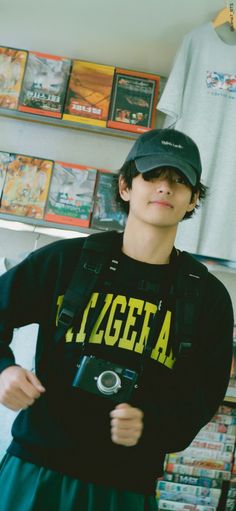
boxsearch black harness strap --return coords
[173,251,208,358]
[55,231,121,344]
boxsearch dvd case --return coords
[44,161,97,227]
[0,152,13,199]
[19,51,71,118]
[157,480,221,504]
[90,170,126,231]
[158,499,216,511]
[0,46,28,110]
[107,67,160,133]
[63,60,115,126]
[0,154,53,218]
[163,472,224,489]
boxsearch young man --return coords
[0,129,233,511]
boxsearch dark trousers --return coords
[0,454,157,511]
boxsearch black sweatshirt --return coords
[0,235,233,495]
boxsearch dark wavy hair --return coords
[113,161,208,220]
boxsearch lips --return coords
[149,200,173,208]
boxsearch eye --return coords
[173,175,187,185]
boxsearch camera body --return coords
[73,355,139,403]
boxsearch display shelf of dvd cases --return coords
[0,70,167,140]
[0,46,167,139]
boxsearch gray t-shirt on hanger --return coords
[158,22,236,261]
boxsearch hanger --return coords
[213,4,236,31]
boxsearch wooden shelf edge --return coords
[0,215,96,238]
[0,108,142,141]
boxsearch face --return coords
[119,167,199,229]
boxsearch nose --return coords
[155,177,173,194]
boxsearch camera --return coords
[72,355,139,403]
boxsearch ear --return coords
[186,190,199,213]
[119,176,130,202]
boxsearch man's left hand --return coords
[110,403,143,447]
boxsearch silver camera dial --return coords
[95,370,121,395]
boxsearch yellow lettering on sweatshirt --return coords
[104,295,127,345]
[75,292,99,343]
[56,294,74,343]
[56,295,64,326]
[164,348,176,369]
[65,327,74,343]
[151,311,171,362]
[89,293,114,344]
[118,298,144,351]
[134,302,157,354]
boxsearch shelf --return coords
[0,75,167,140]
[0,108,141,140]
[0,215,95,239]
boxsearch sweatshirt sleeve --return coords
[141,274,234,454]
[0,253,42,373]
[0,241,62,373]
[0,237,85,375]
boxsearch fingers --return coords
[22,370,46,397]
[110,403,144,447]
[0,390,35,411]
[0,366,46,411]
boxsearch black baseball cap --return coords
[123,129,202,187]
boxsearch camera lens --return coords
[96,370,121,395]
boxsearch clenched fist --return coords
[0,366,46,411]
[110,403,144,447]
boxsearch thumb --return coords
[114,402,131,410]
[25,370,46,393]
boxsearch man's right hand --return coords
[0,366,46,411]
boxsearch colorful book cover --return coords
[167,454,231,471]
[164,462,231,481]
[0,46,28,110]
[0,152,13,200]
[90,170,126,231]
[0,154,53,218]
[44,161,97,227]
[163,472,224,489]
[18,51,71,118]
[201,421,236,435]
[157,481,221,503]
[63,60,115,126]
[158,499,216,511]
[107,67,160,133]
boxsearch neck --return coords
[122,220,177,264]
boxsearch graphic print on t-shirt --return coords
[206,70,236,97]
[56,291,176,370]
